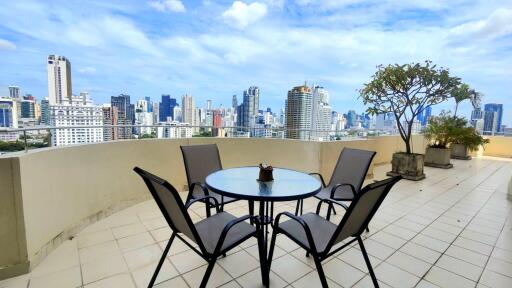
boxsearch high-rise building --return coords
[311,86,332,141]
[40,99,50,125]
[50,94,103,146]
[483,103,503,134]
[152,102,159,123]
[47,55,72,105]
[173,105,182,122]
[182,94,196,126]
[8,86,20,100]
[102,104,119,141]
[111,94,133,139]
[232,95,237,109]
[20,99,35,119]
[346,110,357,128]
[159,95,177,122]
[0,98,18,128]
[422,106,432,126]
[286,84,313,140]
[237,86,259,129]
[136,99,149,113]
[145,97,152,112]
[206,100,212,111]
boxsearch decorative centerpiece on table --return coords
[258,163,274,182]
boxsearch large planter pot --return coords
[387,152,426,181]
[451,143,471,160]
[424,147,453,169]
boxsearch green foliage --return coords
[451,126,489,152]
[424,112,467,148]
[359,60,463,154]
[451,84,482,116]
[193,131,213,137]
[140,133,156,139]
[0,140,49,152]
[424,112,489,152]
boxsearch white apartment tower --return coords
[47,55,72,105]
[311,86,332,141]
[182,94,196,126]
[286,84,313,140]
[50,93,103,146]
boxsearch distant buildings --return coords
[237,86,260,129]
[311,86,331,141]
[483,103,503,135]
[160,95,177,122]
[102,104,118,141]
[8,86,20,100]
[47,55,72,105]
[111,94,134,139]
[417,106,432,127]
[286,84,312,140]
[182,94,196,127]
[0,98,18,128]
[50,94,103,146]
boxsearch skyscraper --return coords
[232,95,238,109]
[145,96,152,112]
[483,103,503,135]
[0,98,18,128]
[346,110,357,128]
[8,86,20,100]
[102,104,119,141]
[206,100,212,111]
[311,86,332,141]
[423,106,432,126]
[47,55,72,104]
[20,99,35,118]
[40,99,50,125]
[182,94,196,126]
[160,95,177,122]
[237,86,259,128]
[111,94,133,139]
[286,84,313,140]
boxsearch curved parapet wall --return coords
[0,135,427,279]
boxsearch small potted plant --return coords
[450,124,489,160]
[360,61,463,180]
[423,113,457,169]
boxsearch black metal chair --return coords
[133,167,258,288]
[296,148,376,219]
[270,176,401,288]
[181,144,254,218]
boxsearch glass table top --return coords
[205,166,322,201]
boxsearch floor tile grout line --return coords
[411,161,508,287]
[348,161,501,288]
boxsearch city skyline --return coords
[0,0,511,126]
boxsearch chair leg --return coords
[199,259,217,288]
[268,230,278,271]
[300,199,304,215]
[205,202,211,217]
[295,200,301,215]
[358,237,379,288]
[148,232,175,287]
[249,200,255,225]
[326,203,333,221]
[313,256,329,288]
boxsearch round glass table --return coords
[206,166,321,287]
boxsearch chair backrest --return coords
[328,148,376,193]
[181,144,222,190]
[133,167,200,245]
[328,176,401,249]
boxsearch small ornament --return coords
[258,163,274,182]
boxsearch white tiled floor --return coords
[1,157,511,288]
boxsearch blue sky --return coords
[0,0,511,125]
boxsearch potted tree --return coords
[451,123,489,159]
[423,113,465,168]
[360,61,462,180]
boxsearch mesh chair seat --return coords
[195,212,256,254]
[314,185,355,201]
[279,213,338,254]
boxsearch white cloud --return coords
[222,1,268,30]
[451,8,512,40]
[0,38,16,50]
[149,0,186,13]
[78,67,96,74]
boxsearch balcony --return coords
[1,136,511,288]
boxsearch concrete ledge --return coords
[0,262,29,281]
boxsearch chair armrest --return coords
[330,183,356,200]
[308,173,326,187]
[316,199,348,215]
[186,196,220,213]
[190,182,209,196]
[213,215,254,254]
[273,211,319,253]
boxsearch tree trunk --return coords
[454,103,459,117]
